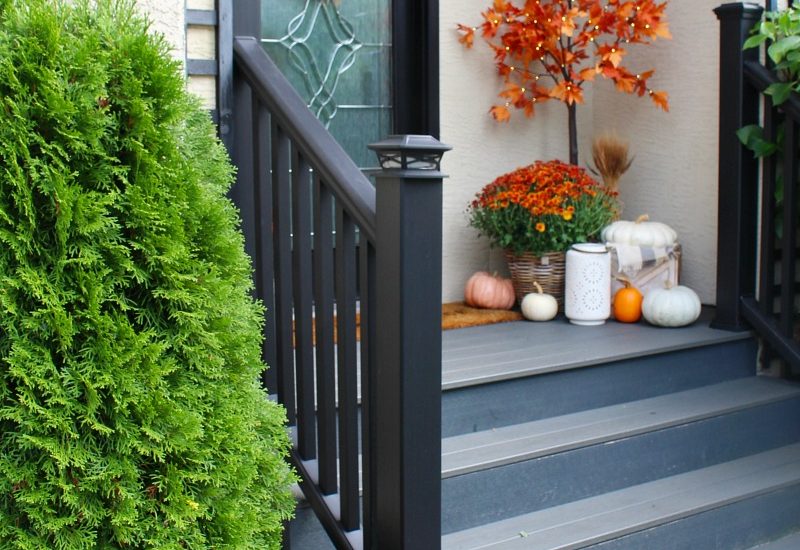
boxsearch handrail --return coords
[230,34,448,549]
[233,36,377,242]
[743,60,800,121]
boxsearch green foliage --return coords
[736,124,787,239]
[0,1,295,548]
[740,5,800,242]
[744,5,800,105]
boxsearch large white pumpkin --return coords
[601,214,678,247]
[642,283,701,327]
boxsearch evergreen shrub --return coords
[0,1,295,547]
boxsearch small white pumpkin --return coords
[601,214,678,247]
[520,281,559,322]
[642,282,701,327]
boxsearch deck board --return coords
[441,308,752,389]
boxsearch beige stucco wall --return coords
[590,1,720,304]
[136,0,218,110]
[440,1,728,304]
[135,0,185,61]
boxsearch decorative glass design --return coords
[262,0,392,169]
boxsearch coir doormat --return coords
[441,302,523,330]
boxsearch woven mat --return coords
[441,302,523,330]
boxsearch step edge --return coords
[441,444,800,549]
[442,378,800,478]
[442,332,754,391]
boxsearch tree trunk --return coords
[568,102,578,165]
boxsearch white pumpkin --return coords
[601,214,678,247]
[642,283,701,327]
[520,281,558,321]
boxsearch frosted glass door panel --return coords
[261,0,392,169]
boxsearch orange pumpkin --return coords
[612,277,643,323]
[464,271,515,310]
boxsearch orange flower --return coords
[468,159,619,255]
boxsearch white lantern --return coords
[565,243,611,326]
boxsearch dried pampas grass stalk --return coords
[592,134,633,194]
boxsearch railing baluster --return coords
[359,239,377,544]
[759,98,778,319]
[758,98,780,370]
[292,146,316,459]
[335,205,360,532]
[781,118,798,339]
[313,177,337,495]
[250,99,277,391]
[271,122,296,425]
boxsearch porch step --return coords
[442,310,756,437]
[441,443,800,549]
[441,377,800,533]
[442,377,800,478]
[442,310,749,389]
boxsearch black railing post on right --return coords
[369,135,450,550]
[712,2,763,331]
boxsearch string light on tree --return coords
[458,0,671,165]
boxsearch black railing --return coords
[230,36,448,549]
[715,3,800,373]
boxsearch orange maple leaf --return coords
[550,81,584,105]
[635,1,672,40]
[490,105,511,122]
[561,7,582,37]
[652,21,672,39]
[614,72,637,94]
[481,9,503,38]
[578,66,598,82]
[596,43,626,67]
[499,82,526,104]
[457,24,475,48]
[650,90,669,112]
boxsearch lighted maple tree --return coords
[458,0,671,165]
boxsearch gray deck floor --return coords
[441,308,751,389]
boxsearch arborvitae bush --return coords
[0,1,295,547]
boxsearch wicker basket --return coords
[504,250,566,308]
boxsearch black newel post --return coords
[368,135,451,550]
[712,3,763,331]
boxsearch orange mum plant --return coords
[468,160,619,255]
[458,0,671,164]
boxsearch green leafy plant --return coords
[743,5,800,105]
[739,5,800,240]
[0,1,295,548]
